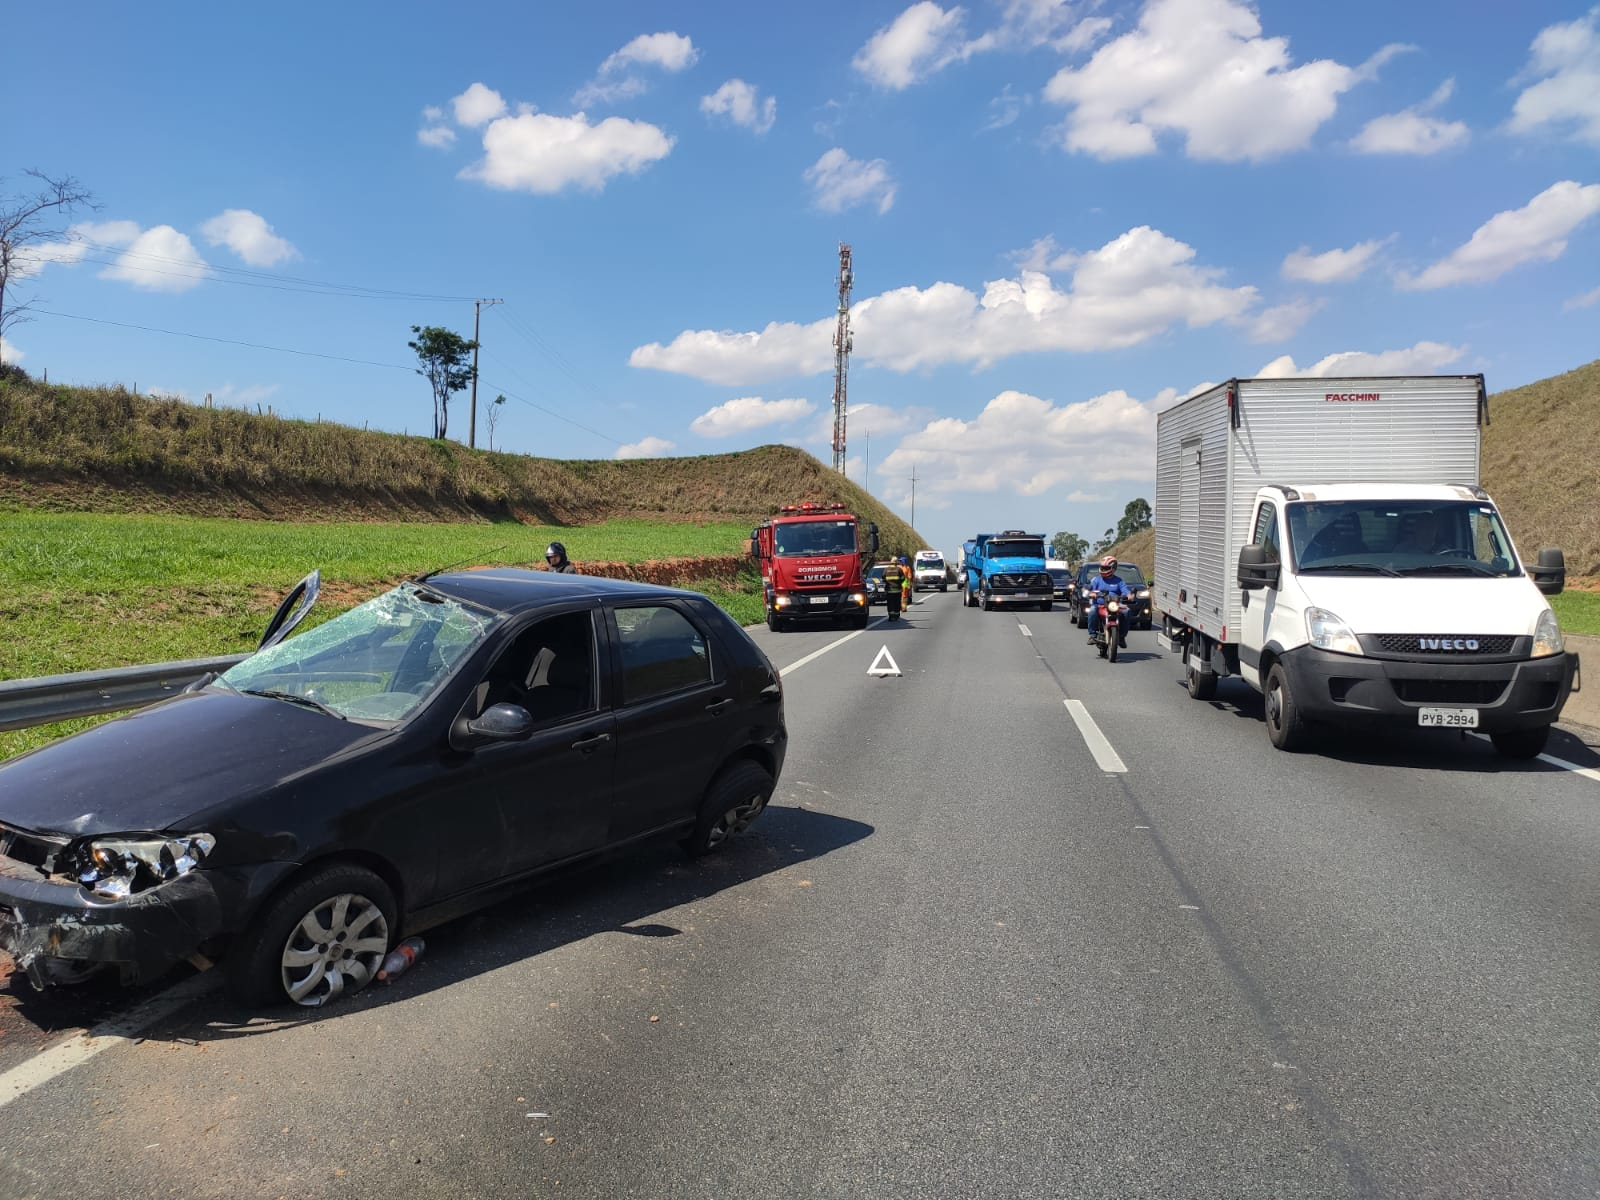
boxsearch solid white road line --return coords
[0,972,218,1110]
[1064,699,1129,773]
[1467,733,1600,783]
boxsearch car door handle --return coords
[704,698,734,715]
[571,732,612,752]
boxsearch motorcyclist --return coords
[881,559,905,619]
[544,541,577,574]
[1086,555,1133,648]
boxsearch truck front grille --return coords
[1390,679,1509,705]
[1367,634,1519,658]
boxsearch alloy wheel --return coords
[279,892,390,1007]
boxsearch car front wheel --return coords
[227,864,396,1008]
[683,761,774,857]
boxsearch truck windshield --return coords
[987,540,1043,559]
[773,520,858,557]
[1288,501,1521,577]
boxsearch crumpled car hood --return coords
[0,690,381,837]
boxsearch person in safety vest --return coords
[898,557,913,610]
[881,559,905,619]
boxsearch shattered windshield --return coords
[773,520,859,557]
[221,584,504,723]
[1288,501,1521,577]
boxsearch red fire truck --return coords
[749,502,879,631]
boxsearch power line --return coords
[31,309,415,371]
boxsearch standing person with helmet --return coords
[1086,555,1133,649]
[881,557,905,619]
[544,542,577,574]
[898,556,913,612]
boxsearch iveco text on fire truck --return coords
[750,502,879,631]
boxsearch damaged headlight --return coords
[75,834,216,900]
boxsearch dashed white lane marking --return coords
[778,628,868,676]
[1018,624,1032,638]
[0,972,217,1110]
[1468,733,1600,783]
[1063,699,1128,773]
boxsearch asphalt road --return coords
[3,591,1599,1198]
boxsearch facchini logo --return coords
[1421,637,1480,651]
[1325,392,1381,402]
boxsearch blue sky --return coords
[5,0,1598,560]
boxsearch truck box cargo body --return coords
[1155,375,1485,641]
[1154,374,1580,758]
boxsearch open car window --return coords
[221,584,503,723]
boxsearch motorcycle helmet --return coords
[546,541,567,560]
[1099,555,1117,576]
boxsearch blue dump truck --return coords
[961,529,1054,611]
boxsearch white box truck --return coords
[1154,374,1580,758]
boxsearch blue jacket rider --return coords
[1086,555,1133,645]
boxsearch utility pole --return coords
[468,298,503,449]
[830,244,853,473]
[863,430,870,484]
[910,462,918,532]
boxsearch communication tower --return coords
[830,244,853,474]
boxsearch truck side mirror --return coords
[1530,547,1565,596]
[1237,544,1280,591]
[865,523,880,557]
[748,530,763,559]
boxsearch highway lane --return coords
[1,591,1598,1197]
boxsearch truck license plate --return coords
[1418,707,1478,728]
[808,596,829,605]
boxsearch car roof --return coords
[420,567,697,615]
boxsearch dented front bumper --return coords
[0,855,238,988]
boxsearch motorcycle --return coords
[1091,596,1125,662]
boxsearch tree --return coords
[1051,531,1089,566]
[485,393,506,451]
[408,324,477,440]
[1,170,96,344]
[1115,497,1153,543]
[1092,527,1117,554]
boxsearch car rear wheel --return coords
[683,761,774,857]
[227,864,396,1008]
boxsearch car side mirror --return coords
[1237,544,1280,591]
[466,702,534,742]
[1530,547,1565,596]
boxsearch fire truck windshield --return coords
[774,520,857,557]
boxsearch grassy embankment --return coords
[0,375,927,756]
[1104,359,1600,635]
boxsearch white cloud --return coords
[881,387,1163,505]
[1254,340,1467,378]
[1281,237,1392,283]
[422,106,444,122]
[211,383,280,408]
[1563,286,1600,310]
[807,400,934,448]
[1044,0,1401,161]
[631,225,1258,385]
[0,336,22,364]
[100,226,209,292]
[577,32,698,106]
[1239,297,1324,343]
[804,148,897,214]
[700,79,776,134]
[453,83,509,127]
[983,85,1029,131]
[853,2,974,90]
[461,111,675,193]
[418,125,457,149]
[601,32,698,74]
[199,209,298,267]
[1058,15,1113,53]
[1509,9,1600,146]
[615,435,677,459]
[1398,180,1600,290]
[11,219,140,280]
[690,396,816,438]
[1350,79,1469,155]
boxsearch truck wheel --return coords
[1490,727,1549,759]
[1038,601,1052,613]
[1264,664,1309,751]
[981,591,992,612]
[1185,665,1218,701]
[765,604,786,632]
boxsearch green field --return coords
[1550,589,1600,638]
[0,512,764,758]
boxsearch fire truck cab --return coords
[750,502,878,631]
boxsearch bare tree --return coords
[0,171,97,344]
[485,393,506,451]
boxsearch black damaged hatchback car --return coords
[0,569,786,1007]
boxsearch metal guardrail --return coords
[0,655,250,733]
